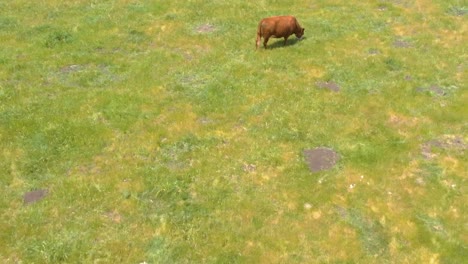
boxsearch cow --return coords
[256,16,305,49]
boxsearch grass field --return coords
[1,0,466,263]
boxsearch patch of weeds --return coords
[416,84,459,97]
[376,3,391,11]
[418,162,443,185]
[0,85,10,102]
[368,20,388,33]
[156,135,218,171]
[99,93,144,131]
[414,214,466,262]
[268,125,306,142]
[447,6,467,16]
[160,136,201,158]
[339,208,389,257]
[214,251,245,263]
[368,48,381,55]
[127,2,148,13]
[346,141,383,168]
[20,121,107,179]
[24,231,87,263]
[0,54,8,65]
[174,72,210,91]
[0,17,17,31]
[384,57,403,71]
[165,13,177,20]
[45,30,73,48]
[416,85,446,97]
[51,64,124,89]
[145,236,175,263]
[246,99,273,116]
[127,1,169,17]
[416,214,448,238]
[128,29,149,44]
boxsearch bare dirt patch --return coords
[304,147,340,172]
[316,81,340,92]
[104,210,122,223]
[53,64,122,88]
[242,163,257,173]
[60,64,84,73]
[416,85,446,96]
[195,24,217,34]
[421,135,466,159]
[24,189,48,205]
[393,39,412,48]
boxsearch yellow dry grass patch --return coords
[414,0,440,15]
[440,156,462,174]
[308,67,325,78]
[387,111,428,138]
[153,103,201,139]
[398,160,420,180]
[322,225,362,261]
[434,28,467,48]
[392,24,417,37]
[3,148,24,187]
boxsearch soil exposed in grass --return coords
[393,39,412,48]
[315,81,340,92]
[195,24,217,34]
[23,189,48,205]
[304,147,340,172]
[416,85,447,96]
[421,135,466,159]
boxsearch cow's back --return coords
[260,16,297,37]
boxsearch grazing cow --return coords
[256,16,305,49]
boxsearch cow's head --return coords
[295,27,305,39]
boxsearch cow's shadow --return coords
[267,37,305,49]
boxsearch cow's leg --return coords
[283,36,289,46]
[263,36,270,49]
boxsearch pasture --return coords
[1,0,466,263]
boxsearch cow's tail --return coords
[256,21,263,49]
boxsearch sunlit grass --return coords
[1,0,466,263]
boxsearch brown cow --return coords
[256,16,305,49]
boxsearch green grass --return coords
[1,0,466,263]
